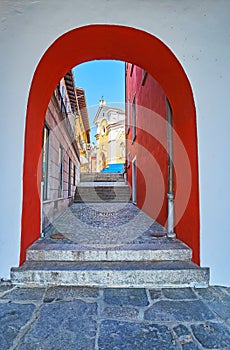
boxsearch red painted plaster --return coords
[21,24,200,264]
[126,65,168,225]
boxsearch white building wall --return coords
[0,0,230,285]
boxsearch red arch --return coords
[20,25,200,264]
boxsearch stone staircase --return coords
[80,172,124,182]
[11,240,209,288]
[74,172,131,203]
[11,173,209,288]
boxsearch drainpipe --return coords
[40,181,44,237]
[166,99,176,238]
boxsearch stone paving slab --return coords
[104,288,149,307]
[1,283,230,349]
[0,283,14,296]
[1,287,46,302]
[195,286,230,320]
[17,301,97,350]
[44,286,99,302]
[145,299,216,322]
[172,324,201,350]
[98,321,177,350]
[191,321,230,349]
[0,301,36,350]
[162,288,198,300]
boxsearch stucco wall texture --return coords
[0,1,229,285]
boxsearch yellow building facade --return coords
[94,101,126,172]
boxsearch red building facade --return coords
[126,64,168,226]
[126,63,200,263]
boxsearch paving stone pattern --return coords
[1,283,230,349]
[43,203,167,245]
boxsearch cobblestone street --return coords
[44,202,167,245]
[1,283,230,349]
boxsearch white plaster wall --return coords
[0,0,229,284]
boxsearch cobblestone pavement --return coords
[44,203,167,245]
[1,283,230,349]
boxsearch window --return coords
[42,125,49,200]
[132,157,137,204]
[132,95,136,143]
[65,97,68,111]
[68,158,72,197]
[58,146,64,198]
[66,100,70,113]
[61,85,65,98]
[141,70,148,86]
[126,98,130,134]
[73,165,76,186]
[130,64,134,77]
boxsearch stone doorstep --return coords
[74,199,132,203]
[26,242,192,262]
[75,193,131,197]
[80,173,124,182]
[76,190,130,195]
[77,192,130,197]
[11,261,209,288]
[77,182,128,187]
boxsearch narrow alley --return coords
[11,173,208,289]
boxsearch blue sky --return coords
[73,60,125,143]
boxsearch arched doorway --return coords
[101,152,107,170]
[21,24,200,264]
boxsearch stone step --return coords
[26,240,192,262]
[74,196,131,203]
[78,182,128,187]
[80,172,124,182]
[11,261,209,288]
[74,184,131,203]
